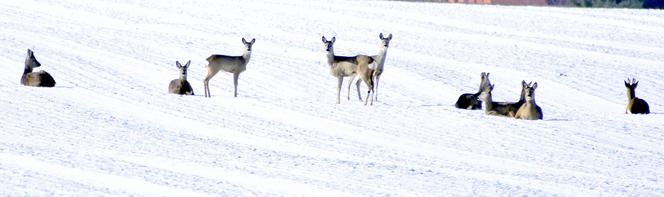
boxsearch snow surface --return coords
[2,0,664,195]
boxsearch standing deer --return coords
[348,33,392,102]
[624,78,650,114]
[455,72,491,110]
[515,82,543,120]
[322,36,375,104]
[478,84,517,117]
[356,58,376,106]
[204,38,255,98]
[168,60,194,95]
[21,49,56,87]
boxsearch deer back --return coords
[207,55,247,74]
[22,70,56,87]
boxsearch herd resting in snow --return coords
[20,33,652,118]
[454,72,651,118]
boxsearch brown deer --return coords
[455,72,491,110]
[478,84,517,117]
[624,78,650,114]
[204,38,255,97]
[498,80,528,115]
[356,59,376,106]
[21,49,56,87]
[168,60,194,95]
[322,36,374,104]
[349,33,392,102]
[515,82,543,120]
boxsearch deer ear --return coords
[185,60,191,67]
[624,80,629,87]
[242,38,247,44]
[522,80,527,87]
[322,36,326,43]
[331,37,336,43]
[633,81,638,88]
[379,33,384,39]
[176,61,182,68]
[27,49,33,55]
[387,33,392,40]
[250,38,255,44]
[532,82,538,89]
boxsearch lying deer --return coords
[624,78,650,114]
[455,72,491,110]
[515,82,543,120]
[498,80,528,116]
[168,60,194,95]
[479,84,516,117]
[21,49,56,87]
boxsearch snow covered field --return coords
[1,0,664,195]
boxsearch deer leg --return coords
[336,76,343,104]
[347,75,355,101]
[233,72,240,97]
[363,78,373,106]
[203,68,219,98]
[369,84,374,106]
[355,78,363,101]
[206,82,211,97]
[374,75,380,102]
[203,79,209,97]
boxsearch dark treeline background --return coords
[563,0,663,8]
[393,0,664,8]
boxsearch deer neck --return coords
[23,65,33,74]
[376,47,388,65]
[626,88,635,102]
[179,75,187,81]
[482,92,493,112]
[326,51,335,66]
[519,89,527,103]
[476,81,485,94]
[525,96,536,106]
[243,50,252,63]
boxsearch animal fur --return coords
[169,60,194,95]
[479,84,516,117]
[349,33,392,102]
[496,80,528,115]
[204,38,255,97]
[515,82,543,120]
[355,56,376,105]
[624,78,650,114]
[21,49,56,87]
[322,36,374,104]
[455,72,491,110]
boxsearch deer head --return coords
[176,60,191,80]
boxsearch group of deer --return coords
[455,72,543,120]
[20,38,257,99]
[19,33,651,114]
[454,73,650,120]
[168,38,256,98]
[322,33,393,106]
[166,32,392,106]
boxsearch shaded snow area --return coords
[1,0,664,196]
